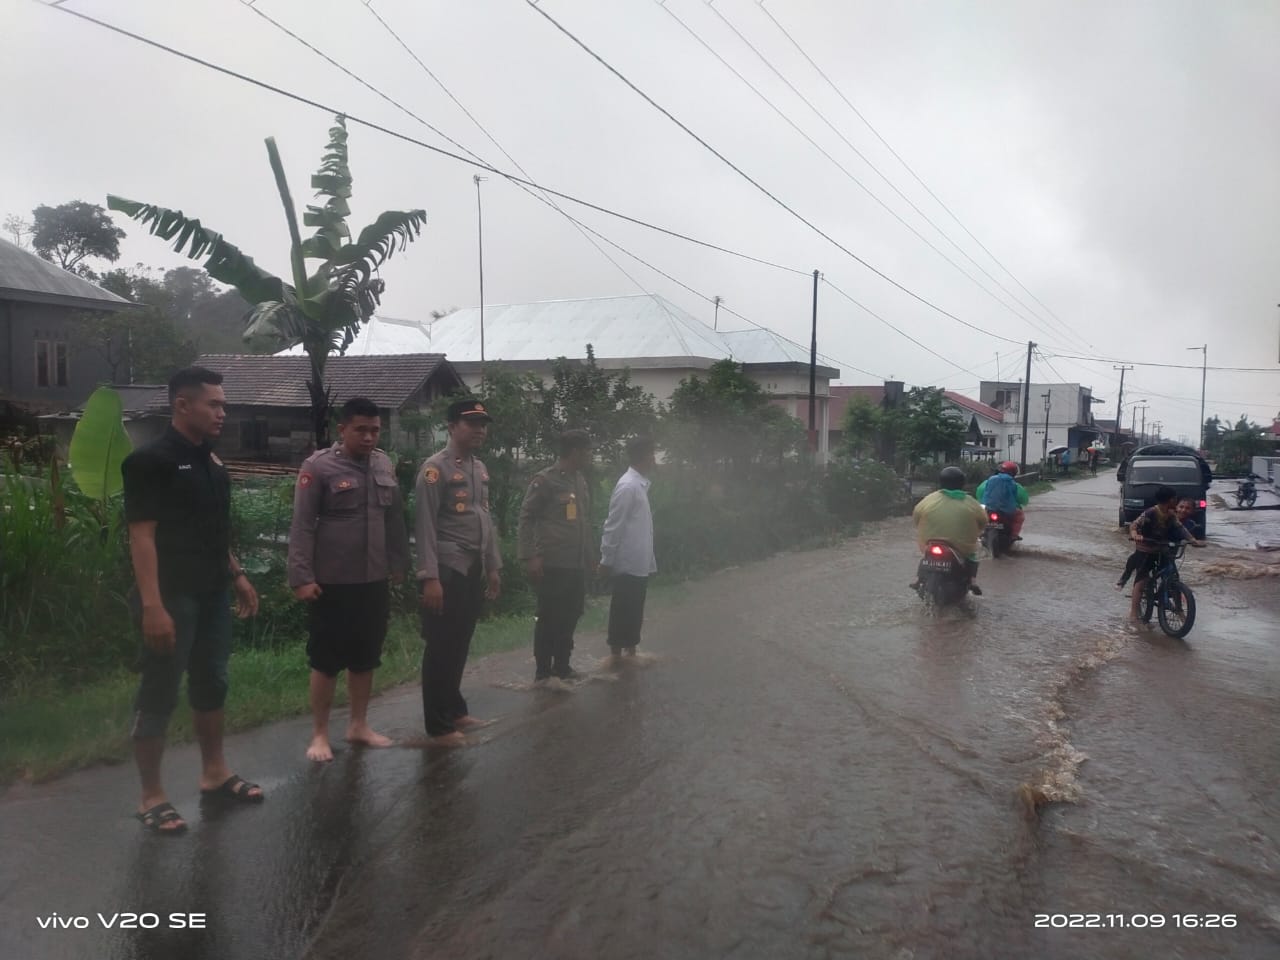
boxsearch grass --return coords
[0,580,691,785]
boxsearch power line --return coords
[40,0,809,279]
[699,0,1080,349]
[524,0,1033,350]
[755,0,1084,346]
[657,0,1062,347]
[1038,349,1279,374]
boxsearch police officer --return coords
[518,429,594,683]
[121,367,262,835]
[415,399,502,747]
[288,396,410,763]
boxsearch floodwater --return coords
[2,475,1277,960]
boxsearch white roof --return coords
[283,295,839,375]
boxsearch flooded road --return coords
[3,474,1277,959]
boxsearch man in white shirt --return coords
[598,437,658,661]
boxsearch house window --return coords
[239,418,269,451]
[35,341,50,387]
[994,389,1020,413]
[55,343,69,387]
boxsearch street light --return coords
[1186,344,1206,451]
[1041,392,1052,465]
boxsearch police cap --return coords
[447,398,493,423]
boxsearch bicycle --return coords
[1137,542,1196,638]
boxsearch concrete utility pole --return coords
[1041,392,1052,465]
[1020,341,1035,469]
[1112,364,1132,450]
[713,295,722,331]
[1139,403,1149,446]
[808,270,819,457]
[1186,344,1206,451]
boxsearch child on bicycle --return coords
[1119,486,1203,621]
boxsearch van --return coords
[1119,455,1208,532]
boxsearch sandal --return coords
[136,801,187,834]
[200,774,265,804]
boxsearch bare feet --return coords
[427,731,467,748]
[307,735,335,762]
[345,723,393,748]
[453,715,485,731]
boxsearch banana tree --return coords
[108,115,426,448]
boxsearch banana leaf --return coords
[69,387,133,501]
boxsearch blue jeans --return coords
[129,589,232,739]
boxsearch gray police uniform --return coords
[517,464,593,679]
[288,444,409,676]
[414,444,502,735]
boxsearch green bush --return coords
[824,459,909,523]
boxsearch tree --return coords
[538,345,660,465]
[840,394,882,458]
[109,115,426,448]
[897,387,966,467]
[90,268,197,382]
[31,201,126,274]
[1220,416,1267,470]
[3,214,32,249]
[1202,415,1224,458]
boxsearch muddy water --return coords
[302,474,1276,959]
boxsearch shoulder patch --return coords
[424,466,440,485]
[299,472,313,488]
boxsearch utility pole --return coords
[1139,403,1148,446]
[713,295,722,331]
[474,174,487,374]
[1041,392,1052,465]
[1019,341,1035,469]
[1186,344,1206,451]
[1112,364,1132,450]
[808,270,819,458]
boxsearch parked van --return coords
[1119,455,1208,532]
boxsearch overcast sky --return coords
[4,0,1277,441]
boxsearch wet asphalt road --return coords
[2,473,1278,960]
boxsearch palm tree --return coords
[108,115,426,448]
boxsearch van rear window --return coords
[1129,464,1201,485]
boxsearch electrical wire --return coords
[755,0,1084,347]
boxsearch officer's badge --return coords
[452,472,464,482]
[298,472,313,488]
[424,466,439,485]
[454,502,467,513]
[337,479,353,490]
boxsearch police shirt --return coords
[517,464,593,570]
[414,445,502,580]
[287,444,409,588]
[121,425,232,594]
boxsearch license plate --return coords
[923,559,953,569]
[989,522,1004,530]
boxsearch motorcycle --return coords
[915,540,974,610]
[982,507,1015,558]
[1235,478,1257,509]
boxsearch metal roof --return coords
[282,295,838,376]
[0,237,132,312]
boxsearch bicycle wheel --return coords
[1157,581,1196,639]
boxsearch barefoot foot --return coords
[426,731,467,748]
[345,725,393,748]
[307,735,335,762]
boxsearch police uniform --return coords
[121,426,234,739]
[414,400,501,736]
[517,463,593,679]
[287,443,409,676]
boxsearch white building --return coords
[291,295,841,460]
[979,380,1104,461]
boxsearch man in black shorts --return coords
[122,367,263,835]
[288,397,410,762]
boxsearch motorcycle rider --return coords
[976,460,1029,540]
[912,465,988,595]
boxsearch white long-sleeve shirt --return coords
[599,467,657,577]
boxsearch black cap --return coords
[447,398,493,423]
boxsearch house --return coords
[284,295,843,461]
[0,237,130,420]
[39,384,170,456]
[827,382,1009,461]
[180,353,465,461]
[979,380,1103,459]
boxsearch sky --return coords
[3,0,1278,443]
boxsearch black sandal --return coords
[200,774,265,804]
[136,801,188,834]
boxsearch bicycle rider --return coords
[1123,486,1204,622]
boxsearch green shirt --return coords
[912,489,988,559]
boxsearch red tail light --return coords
[1198,500,1206,509]
[929,545,944,556]
[990,513,1000,521]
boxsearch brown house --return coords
[178,353,465,462]
[0,236,131,420]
